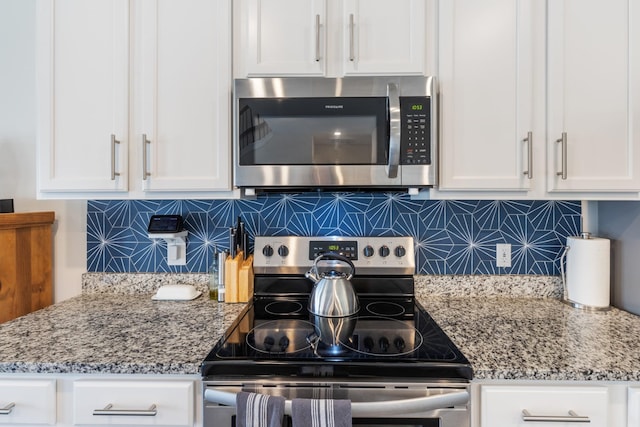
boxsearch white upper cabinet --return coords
[240,0,326,76]
[235,0,431,77]
[342,0,427,75]
[37,0,232,199]
[437,0,541,193]
[547,0,640,193]
[134,0,231,193]
[37,0,129,193]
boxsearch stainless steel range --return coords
[202,236,472,427]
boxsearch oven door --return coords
[203,380,470,427]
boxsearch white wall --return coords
[0,0,86,301]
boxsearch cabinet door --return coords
[36,0,129,193]
[481,385,609,427]
[135,0,231,192]
[438,0,536,191]
[547,0,640,192]
[0,379,56,425]
[342,0,426,75]
[242,0,326,76]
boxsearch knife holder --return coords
[238,255,255,303]
[224,251,243,303]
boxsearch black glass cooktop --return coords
[201,294,472,381]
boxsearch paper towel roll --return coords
[565,235,610,309]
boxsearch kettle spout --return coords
[305,270,320,284]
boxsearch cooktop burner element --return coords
[264,300,304,316]
[365,301,406,317]
[201,236,473,381]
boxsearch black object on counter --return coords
[0,199,14,213]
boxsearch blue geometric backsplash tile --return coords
[87,194,581,275]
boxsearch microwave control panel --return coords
[400,96,431,165]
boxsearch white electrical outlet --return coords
[496,243,511,267]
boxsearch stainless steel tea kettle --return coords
[305,253,360,317]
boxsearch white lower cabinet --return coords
[73,380,194,426]
[0,379,56,425]
[480,385,610,426]
[0,374,201,427]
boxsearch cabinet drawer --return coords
[0,379,56,425]
[73,380,194,426]
[480,385,609,427]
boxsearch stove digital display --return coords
[309,240,358,260]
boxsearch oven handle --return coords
[386,82,401,179]
[204,389,469,417]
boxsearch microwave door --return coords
[386,83,400,179]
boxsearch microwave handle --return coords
[386,83,401,179]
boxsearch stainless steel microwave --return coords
[233,76,437,194]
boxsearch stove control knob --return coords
[262,245,274,257]
[279,336,290,351]
[394,337,406,352]
[394,245,406,258]
[379,337,390,352]
[379,245,390,258]
[363,337,374,352]
[263,336,275,351]
[278,245,289,257]
[363,245,375,258]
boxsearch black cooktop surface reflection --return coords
[202,296,472,380]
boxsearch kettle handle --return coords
[311,252,355,279]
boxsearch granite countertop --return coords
[0,273,639,381]
[419,296,640,381]
[0,291,244,375]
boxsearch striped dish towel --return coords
[236,392,285,427]
[291,398,352,427]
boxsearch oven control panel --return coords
[309,240,358,260]
[254,236,415,275]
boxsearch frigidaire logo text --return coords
[324,105,344,109]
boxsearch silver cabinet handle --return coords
[386,83,400,179]
[315,14,321,62]
[0,402,15,415]
[142,134,151,180]
[204,389,468,418]
[93,403,157,416]
[522,409,590,423]
[349,13,355,61]
[110,134,121,180]
[556,132,567,180]
[522,131,533,179]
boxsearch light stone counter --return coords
[416,275,640,381]
[1,273,638,381]
[0,273,245,374]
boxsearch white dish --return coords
[151,284,202,301]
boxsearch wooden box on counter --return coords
[0,211,55,323]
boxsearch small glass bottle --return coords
[209,248,219,300]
